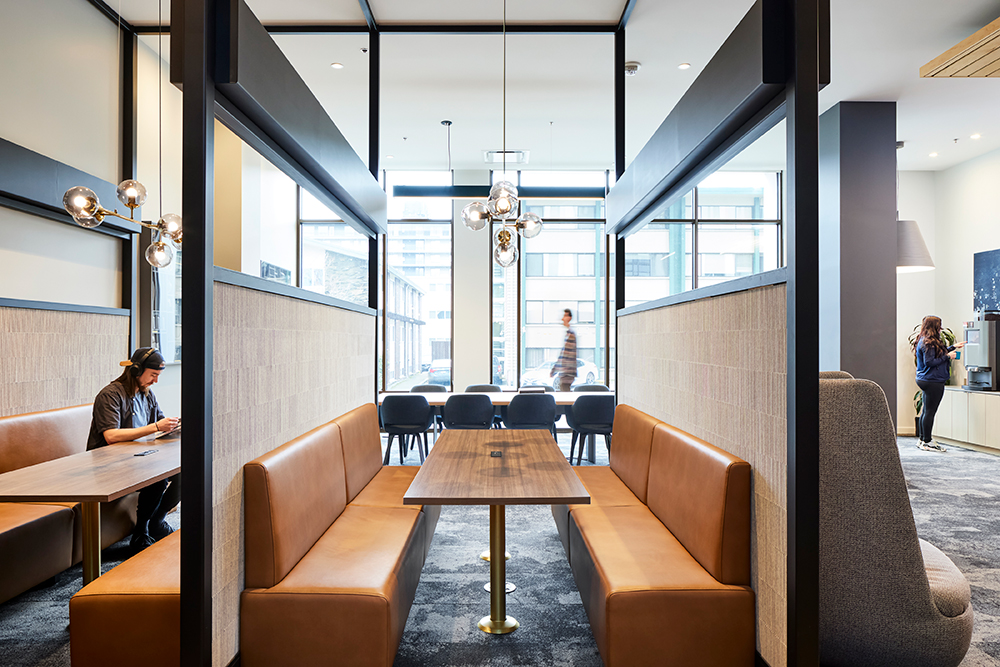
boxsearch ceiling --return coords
[122,0,1000,173]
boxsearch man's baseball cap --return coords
[120,347,166,372]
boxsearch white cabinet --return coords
[968,392,987,446]
[951,391,969,442]
[936,390,953,439]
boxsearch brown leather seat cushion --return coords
[0,503,75,604]
[645,422,751,585]
[570,505,755,667]
[608,404,660,504]
[0,404,91,474]
[552,466,644,558]
[242,505,426,667]
[69,531,180,667]
[334,403,384,503]
[350,465,440,558]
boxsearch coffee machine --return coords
[962,316,999,391]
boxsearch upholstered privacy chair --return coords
[379,395,435,464]
[819,370,854,379]
[442,394,494,430]
[819,377,973,667]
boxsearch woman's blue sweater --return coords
[916,338,954,383]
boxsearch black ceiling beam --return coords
[133,26,171,34]
[83,0,137,34]
[378,23,619,34]
[264,24,368,34]
[358,0,378,32]
[618,0,638,31]
[605,0,788,237]
[173,0,387,235]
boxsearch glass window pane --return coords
[696,223,779,287]
[520,222,605,388]
[654,191,694,220]
[624,222,692,307]
[300,188,342,221]
[301,223,370,306]
[492,224,519,388]
[387,171,452,220]
[385,222,452,389]
[697,172,779,220]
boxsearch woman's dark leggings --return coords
[917,380,945,443]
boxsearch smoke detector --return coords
[624,61,641,76]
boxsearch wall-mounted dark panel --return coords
[0,139,141,237]
[173,0,386,235]
[605,0,787,236]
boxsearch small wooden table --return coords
[0,434,181,584]
[404,429,589,634]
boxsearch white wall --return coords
[896,149,1000,433]
[451,169,491,391]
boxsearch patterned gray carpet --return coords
[0,435,996,666]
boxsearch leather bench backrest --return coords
[244,420,347,589]
[608,404,660,504]
[646,422,751,585]
[0,404,91,474]
[334,403,383,503]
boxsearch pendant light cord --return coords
[158,0,164,222]
[502,0,506,180]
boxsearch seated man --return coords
[87,347,180,552]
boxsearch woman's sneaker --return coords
[918,441,947,452]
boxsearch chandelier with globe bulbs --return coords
[459,0,542,267]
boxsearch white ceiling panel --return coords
[372,0,624,26]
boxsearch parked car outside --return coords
[428,359,451,387]
[519,358,599,389]
[420,362,430,372]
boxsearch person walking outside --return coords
[550,308,577,391]
[913,315,964,452]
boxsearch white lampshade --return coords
[897,219,934,273]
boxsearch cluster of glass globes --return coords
[461,180,542,268]
[63,180,183,268]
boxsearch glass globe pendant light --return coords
[461,201,490,231]
[145,239,174,268]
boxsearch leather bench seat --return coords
[0,503,75,603]
[242,505,426,666]
[69,531,180,667]
[0,405,137,604]
[555,405,755,667]
[569,505,755,666]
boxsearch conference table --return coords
[0,432,181,584]
[377,390,610,462]
[403,428,589,634]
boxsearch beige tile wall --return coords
[0,306,130,417]
[618,283,788,667]
[212,282,375,667]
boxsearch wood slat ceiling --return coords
[921,15,1000,78]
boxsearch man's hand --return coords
[156,417,180,433]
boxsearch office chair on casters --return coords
[566,394,615,465]
[465,384,504,428]
[442,394,495,430]
[380,395,435,465]
[504,393,558,441]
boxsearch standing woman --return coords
[913,315,965,451]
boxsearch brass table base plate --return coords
[480,550,511,562]
[478,615,519,635]
[484,581,516,593]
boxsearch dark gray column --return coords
[819,101,897,425]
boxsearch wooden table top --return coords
[378,391,608,406]
[0,434,181,503]
[403,429,590,506]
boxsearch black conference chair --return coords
[442,394,495,430]
[573,384,610,392]
[380,395,435,465]
[411,384,447,437]
[566,394,615,465]
[504,393,558,441]
[518,385,554,392]
[465,384,504,428]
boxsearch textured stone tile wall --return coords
[618,283,788,667]
[0,307,130,417]
[212,282,375,666]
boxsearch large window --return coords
[300,189,370,307]
[383,172,453,390]
[624,172,782,307]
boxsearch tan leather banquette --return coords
[0,405,137,604]
[552,404,755,666]
[241,403,439,667]
[68,403,435,667]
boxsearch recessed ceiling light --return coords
[929,152,938,157]
[330,62,344,69]
[385,155,394,159]
[971,133,981,140]
[678,63,691,70]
